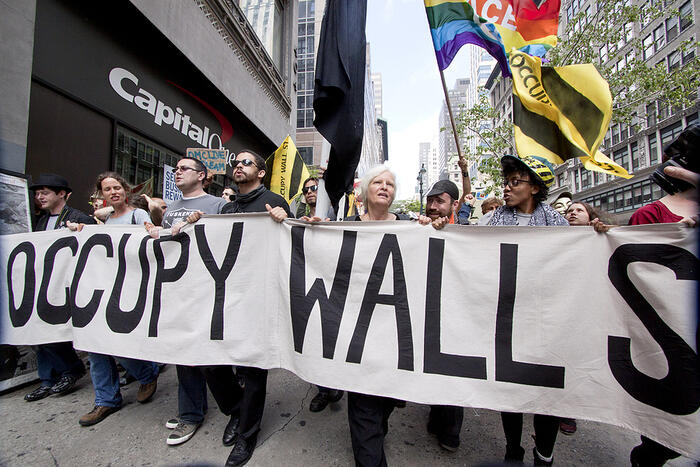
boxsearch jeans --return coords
[89,353,158,407]
[34,342,85,387]
[176,365,242,424]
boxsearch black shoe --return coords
[504,445,525,464]
[327,389,344,403]
[309,391,329,412]
[50,373,82,395]
[222,414,240,446]
[24,386,52,402]
[533,447,553,466]
[225,436,255,467]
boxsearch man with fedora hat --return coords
[23,173,94,402]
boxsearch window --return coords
[614,147,630,171]
[658,100,669,121]
[298,146,314,165]
[631,142,640,170]
[581,170,591,189]
[612,123,620,145]
[625,22,634,43]
[654,25,665,51]
[643,34,654,60]
[666,17,679,42]
[239,0,285,71]
[649,133,659,165]
[574,170,580,191]
[600,44,608,63]
[661,121,683,147]
[680,0,693,32]
[683,42,695,64]
[668,50,681,71]
[646,102,656,127]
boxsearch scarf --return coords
[488,202,569,226]
[228,185,267,213]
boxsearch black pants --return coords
[176,364,241,424]
[632,436,680,466]
[347,392,396,467]
[428,405,463,447]
[501,412,559,458]
[233,366,268,442]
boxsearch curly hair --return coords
[95,172,131,194]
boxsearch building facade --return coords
[2,0,297,215]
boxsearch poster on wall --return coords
[163,164,183,203]
[0,169,38,391]
[0,170,32,235]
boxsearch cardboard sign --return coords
[186,147,229,175]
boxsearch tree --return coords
[391,199,422,214]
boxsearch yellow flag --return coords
[510,50,630,179]
[264,135,311,204]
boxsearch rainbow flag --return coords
[425,0,560,77]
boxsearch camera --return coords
[649,123,699,195]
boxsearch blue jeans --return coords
[34,342,85,387]
[88,353,158,407]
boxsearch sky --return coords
[365,0,474,199]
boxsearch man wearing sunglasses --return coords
[297,177,319,218]
[182,149,291,467]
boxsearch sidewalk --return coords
[0,366,695,466]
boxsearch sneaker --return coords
[559,418,577,435]
[50,373,82,395]
[165,418,180,429]
[533,447,554,466]
[438,439,459,452]
[24,386,52,402]
[309,391,329,412]
[136,377,158,403]
[225,436,256,467]
[79,405,120,426]
[167,421,200,446]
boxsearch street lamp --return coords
[417,164,427,215]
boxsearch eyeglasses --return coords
[232,159,258,169]
[172,166,202,174]
[302,185,318,194]
[502,178,532,188]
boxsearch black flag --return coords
[313,0,368,210]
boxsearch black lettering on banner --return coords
[38,236,79,325]
[424,238,487,379]
[289,226,357,358]
[149,235,189,337]
[106,235,150,333]
[7,242,36,327]
[608,243,699,415]
[195,223,243,340]
[346,234,414,371]
[495,243,565,388]
[70,234,113,327]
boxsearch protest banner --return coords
[1,217,697,459]
[186,147,229,175]
[162,164,183,202]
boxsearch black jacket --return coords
[222,185,292,217]
[34,205,96,232]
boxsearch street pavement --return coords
[0,365,696,466]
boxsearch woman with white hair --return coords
[348,164,408,222]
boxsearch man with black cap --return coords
[24,174,94,402]
[424,179,471,228]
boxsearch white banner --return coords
[1,216,698,459]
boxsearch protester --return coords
[626,124,699,467]
[181,150,291,466]
[550,191,573,215]
[222,186,235,201]
[564,201,602,226]
[89,192,112,223]
[140,194,167,226]
[297,176,319,218]
[342,165,414,466]
[480,196,504,216]
[419,178,466,452]
[75,172,160,427]
[144,157,241,447]
[486,155,568,465]
[24,174,91,402]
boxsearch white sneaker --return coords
[166,421,200,446]
[165,418,179,429]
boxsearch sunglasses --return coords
[232,158,258,168]
[302,185,318,194]
[172,166,202,174]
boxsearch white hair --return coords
[359,165,398,205]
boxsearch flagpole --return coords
[439,68,471,194]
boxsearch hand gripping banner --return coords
[1,215,698,459]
